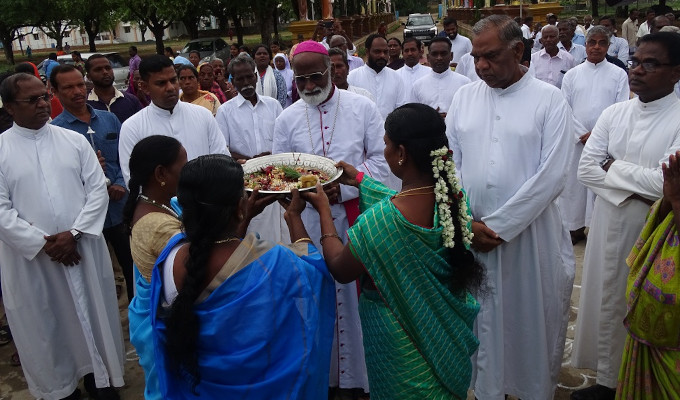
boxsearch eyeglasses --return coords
[629,59,674,72]
[14,92,52,105]
[294,67,329,86]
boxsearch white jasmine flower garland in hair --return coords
[430,147,474,248]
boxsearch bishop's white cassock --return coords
[395,62,431,103]
[0,123,125,400]
[573,92,680,388]
[348,64,408,119]
[558,59,629,230]
[446,72,575,400]
[412,68,470,113]
[273,87,391,392]
[216,93,289,243]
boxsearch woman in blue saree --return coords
[150,154,336,399]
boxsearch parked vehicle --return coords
[403,13,438,44]
[36,52,129,90]
[178,37,230,63]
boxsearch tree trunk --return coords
[1,37,15,65]
[273,8,279,41]
[257,8,274,44]
[84,20,100,52]
[182,18,200,39]
[229,10,244,44]
[591,0,599,18]
[151,25,166,54]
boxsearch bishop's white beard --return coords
[299,79,332,106]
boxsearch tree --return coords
[33,0,75,50]
[251,0,279,44]
[71,0,122,52]
[120,0,182,54]
[0,0,31,64]
[207,0,247,44]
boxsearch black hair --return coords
[164,46,174,54]
[49,64,81,89]
[84,53,108,73]
[387,37,402,47]
[646,7,656,15]
[403,37,423,49]
[122,135,183,232]
[385,104,485,295]
[239,45,251,54]
[189,50,201,58]
[14,63,36,75]
[598,15,616,25]
[443,17,458,27]
[72,51,82,60]
[639,32,680,65]
[165,154,244,392]
[139,55,174,81]
[129,45,138,53]
[428,36,452,51]
[177,64,198,78]
[328,47,349,67]
[48,53,57,60]
[0,73,36,104]
[365,33,387,50]
[251,44,272,60]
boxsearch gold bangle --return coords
[293,237,312,244]
[319,233,341,244]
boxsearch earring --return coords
[161,181,166,187]
[398,160,403,166]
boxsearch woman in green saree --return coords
[300,104,484,399]
[617,150,680,399]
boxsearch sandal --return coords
[0,324,11,346]
[10,350,20,366]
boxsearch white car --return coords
[37,52,129,90]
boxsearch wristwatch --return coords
[70,229,82,242]
[600,155,613,170]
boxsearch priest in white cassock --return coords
[456,52,481,82]
[348,34,408,119]
[329,48,375,102]
[412,37,470,117]
[570,32,680,400]
[396,38,431,102]
[0,73,125,400]
[119,55,228,185]
[216,54,287,243]
[446,16,574,400]
[273,40,391,397]
[558,26,629,243]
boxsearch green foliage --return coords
[393,0,430,15]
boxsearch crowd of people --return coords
[0,8,679,400]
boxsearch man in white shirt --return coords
[328,48,374,101]
[443,17,473,66]
[274,40,392,398]
[329,35,364,71]
[446,15,574,400]
[397,38,431,102]
[598,16,630,65]
[0,73,125,400]
[558,26,630,244]
[521,16,533,39]
[119,55,229,184]
[621,8,639,53]
[529,25,577,88]
[571,31,680,400]
[456,52,480,81]
[557,20,587,63]
[412,37,470,116]
[216,55,286,243]
[348,34,408,119]
[636,8,656,42]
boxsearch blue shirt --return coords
[44,59,59,80]
[572,32,586,46]
[52,105,126,228]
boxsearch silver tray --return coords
[242,153,343,194]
